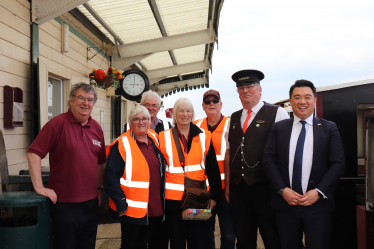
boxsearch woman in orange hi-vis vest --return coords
[103,105,166,249]
[159,97,222,249]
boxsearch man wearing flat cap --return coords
[194,89,235,249]
[224,69,289,249]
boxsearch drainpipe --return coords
[30,22,40,141]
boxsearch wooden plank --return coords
[0,23,30,51]
[39,32,109,72]
[16,0,30,10]
[61,12,103,48]
[39,42,109,79]
[39,54,84,78]
[49,19,62,30]
[0,71,31,91]
[40,20,62,41]
[0,5,30,37]
[0,38,31,65]
[1,0,30,23]
[4,134,31,150]
[7,162,28,175]
[0,54,31,78]
[0,119,31,135]
[6,148,28,166]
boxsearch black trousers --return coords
[148,218,169,249]
[276,205,332,249]
[51,197,99,249]
[165,199,206,249]
[229,180,281,249]
[120,216,161,249]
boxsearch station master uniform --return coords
[225,70,289,249]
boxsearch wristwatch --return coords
[97,186,104,191]
[278,188,285,195]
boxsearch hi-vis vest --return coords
[106,129,159,218]
[194,116,229,189]
[159,129,211,201]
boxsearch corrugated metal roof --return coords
[173,44,206,64]
[76,0,223,97]
[140,51,174,70]
[156,0,209,36]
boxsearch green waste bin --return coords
[0,191,50,249]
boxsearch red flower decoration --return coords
[95,69,106,80]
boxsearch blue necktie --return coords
[292,120,306,195]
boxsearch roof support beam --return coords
[112,28,217,59]
[83,3,124,44]
[155,77,207,96]
[113,54,153,70]
[148,0,167,37]
[145,61,209,80]
[32,0,89,25]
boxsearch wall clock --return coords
[118,69,149,101]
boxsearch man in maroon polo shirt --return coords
[27,82,106,249]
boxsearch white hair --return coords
[172,97,195,125]
[140,90,161,107]
[128,105,151,124]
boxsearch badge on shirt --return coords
[256,120,265,123]
[233,123,237,129]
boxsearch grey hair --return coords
[172,97,195,125]
[128,105,151,124]
[141,90,161,107]
[68,82,98,108]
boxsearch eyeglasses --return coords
[132,117,149,123]
[238,84,257,92]
[143,103,159,109]
[203,99,220,105]
[74,95,94,104]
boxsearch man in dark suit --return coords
[263,79,345,249]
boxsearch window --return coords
[48,77,63,121]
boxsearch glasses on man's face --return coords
[132,117,149,123]
[74,95,94,104]
[203,99,220,105]
[143,103,159,109]
[238,84,256,92]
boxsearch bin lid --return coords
[0,191,48,206]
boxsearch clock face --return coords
[122,73,146,96]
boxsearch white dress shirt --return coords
[225,101,289,149]
[288,114,326,198]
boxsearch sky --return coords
[157,0,374,121]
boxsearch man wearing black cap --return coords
[194,89,235,249]
[224,70,289,249]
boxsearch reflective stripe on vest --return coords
[160,129,210,200]
[162,120,170,130]
[194,117,229,189]
[107,130,159,218]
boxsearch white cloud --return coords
[158,0,374,121]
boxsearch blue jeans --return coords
[203,197,236,249]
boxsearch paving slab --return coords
[95,218,265,249]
